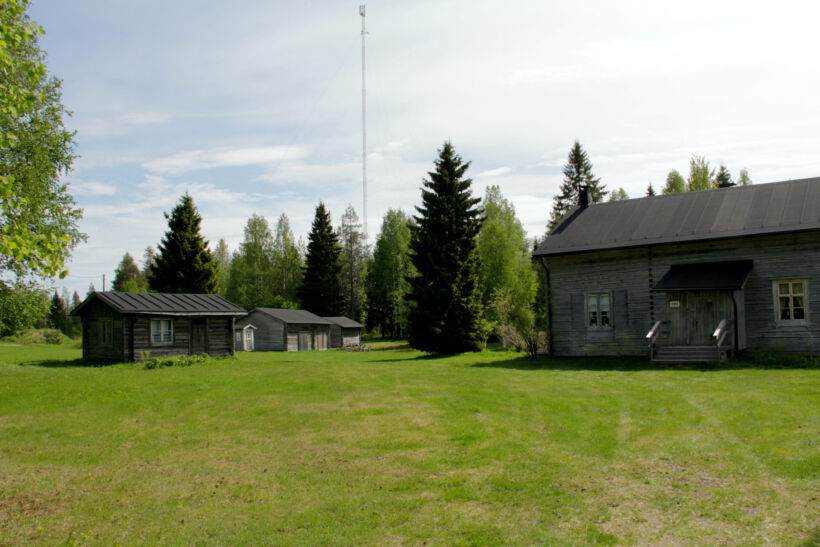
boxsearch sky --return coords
[29,0,820,297]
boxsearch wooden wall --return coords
[80,299,127,361]
[237,311,286,351]
[543,231,820,357]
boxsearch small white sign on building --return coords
[669,300,681,308]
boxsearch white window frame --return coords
[100,318,113,345]
[586,292,612,329]
[151,318,174,344]
[773,279,809,325]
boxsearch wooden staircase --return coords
[652,344,730,363]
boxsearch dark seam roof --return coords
[253,308,331,325]
[322,316,364,328]
[652,260,754,291]
[72,292,246,316]
[533,177,820,258]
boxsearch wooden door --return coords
[244,329,254,351]
[298,332,312,351]
[191,319,206,354]
[666,291,733,345]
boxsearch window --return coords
[587,292,611,328]
[774,280,808,322]
[151,318,173,344]
[100,318,113,345]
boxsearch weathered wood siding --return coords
[81,299,128,361]
[543,231,820,356]
[341,327,361,347]
[237,311,286,351]
[329,324,342,348]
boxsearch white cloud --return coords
[476,166,513,178]
[70,181,117,196]
[144,146,309,175]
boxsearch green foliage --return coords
[0,0,84,280]
[337,205,368,324]
[0,280,48,336]
[367,209,413,337]
[662,170,686,194]
[226,214,276,309]
[213,238,231,297]
[298,203,343,316]
[608,187,629,201]
[687,155,715,191]
[477,185,536,331]
[749,352,820,369]
[271,213,303,308]
[738,168,752,186]
[547,140,606,232]
[488,287,543,358]
[48,290,67,332]
[112,252,146,292]
[407,142,485,353]
[143,353,212,370]
[715,164,734,188]
[148,193,218,294]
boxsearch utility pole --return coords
[360,4,368,242]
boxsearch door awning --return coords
[652,260,753,291]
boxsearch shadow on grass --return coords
[801,526,820,547]
[373,350,820,371]
[19,358,118,368]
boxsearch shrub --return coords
[144,353,213,370]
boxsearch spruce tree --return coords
[715,165,734,188]
[148,193,217,293]
[407,142,484,354]
[547,141,605,232]
[48,291,67,333]
[298,203,343,316]
[646,183,656,196]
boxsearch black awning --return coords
[652,260,753,291]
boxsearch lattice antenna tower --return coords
[360,4,368,242]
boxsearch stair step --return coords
[653,345,730,363]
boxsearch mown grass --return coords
[0,344,818,545]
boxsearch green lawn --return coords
[0,344,818,546]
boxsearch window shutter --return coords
[570,293,585,330]
[614,289,629,329]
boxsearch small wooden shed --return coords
[235,308,330,351]
[323,316,364,348]
[71,292,247,362]
[234,324,256,351]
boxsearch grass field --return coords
[0,343,818,545]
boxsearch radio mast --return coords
[360,5,368,242]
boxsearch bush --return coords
[144,353,212,370]
[0,328,72,345]
[749,352,820,369]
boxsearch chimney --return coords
[579,185,590,209]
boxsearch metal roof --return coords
[253,308,331,325]
[534,177,820,258]
[322,316,364,328]
[73,292,246,316]
[652,260,754,291]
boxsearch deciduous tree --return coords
[407,142,485,353]
[608,187,629,201]
[687,155,715,191]
[271,213,303,308]
[337,205,368,323]
[367,209,413,337]
[226,214,276,310]
[0,0,84,281]
[663,170,686,194]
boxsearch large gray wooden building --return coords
[236,308,330,351]
[72,292,247,362]
[533,177,820,362]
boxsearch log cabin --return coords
[533,177,820,362]
[72,292,246,362]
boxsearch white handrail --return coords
[712,319,727,340]
[646,320,663,341]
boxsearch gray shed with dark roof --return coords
[533,178,820,361]
[322,316,363,348]
[235,308,330,351]
[71,292,246,362]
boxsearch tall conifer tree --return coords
[148,193,217,293]
[547,141,605,232]
[298,203,343,316]
[407,142,484,353]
